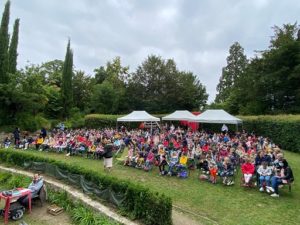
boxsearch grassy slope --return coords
[1,149,299,225]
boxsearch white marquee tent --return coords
[192,109,242,124]
[117,111,160,122]
[162,110,196,121]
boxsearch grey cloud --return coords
[7,0,300,102]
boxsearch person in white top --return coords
[257,161,272,192]
[221,124,228,133]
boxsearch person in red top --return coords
[241,157,255,185]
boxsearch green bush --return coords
[84,114,120,128]
[15,113,51,132]
[238,115,300,152]
[0,149,173,225]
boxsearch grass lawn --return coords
[1,148,299,225]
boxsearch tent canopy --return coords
[162,110,196,121]
[192,109,242,124]
[117,111,160,122]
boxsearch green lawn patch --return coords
[1,148,299,225]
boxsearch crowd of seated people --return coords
[2,125,294,197]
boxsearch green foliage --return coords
[73,70,93,112]
[239,115,300,152]
[0,149,173,225]
[215,23,300,115]
[0,172,31,189]
[16,113,50,132]
[84,114,120,128]
[65,108,85,128]
[127,55,208,113]
[215,42,248,104]
[61,39,73,118]
[0,0,10,84]
[8,18,19,75]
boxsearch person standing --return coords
[13,127,20,147]
[103,139,113,172]
[41,127,47,139]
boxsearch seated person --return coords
[18,174,44,207]
[86,144,96,158]
[3,137,11,148]
[124,147,134,166]
[35,135,44,150]
[19,136,29,150]
[144,150,155,170]
[40,137,50,151]
[168,150,179,175]
[241,157,255,186]
[268,165,294,198]
[273,153,288,170]
[158,154,168,175]
[257,161,272,192]
[219,157,234,185]
[136,152,145,168]
[198,154,209,174]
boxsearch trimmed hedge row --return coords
[239,115,300,153]
[0,149,172,225]
[85,114,121,128]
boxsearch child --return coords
[209,160,218,184]
[168,150,179,175]
[241,157,255,186]
[220,157,234,185]
[257,161,272,192]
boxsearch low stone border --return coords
[0,165,139,225]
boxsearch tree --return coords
[73,70,93,112]
[40,59,63,87]
[94,66,108,84]
[215,42,248,103]
[128,55,208,113]
[61,40,73,118]
[8,18,19,75]
[0,0,10,84]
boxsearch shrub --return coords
[84,114,120,128]
[0,149,173,225]
[16,113,51,132]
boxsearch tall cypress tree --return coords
[61,39,73,118]
[0,0,10,83]
[8,18,19,75]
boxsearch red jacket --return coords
[242,163,255,174]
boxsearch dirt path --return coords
[172,209,202,225]
[10,202,72,225]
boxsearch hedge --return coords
[0,149,172,225]
[85,114,121,128]
[238,115,300,153]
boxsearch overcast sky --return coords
[7,0,300,102]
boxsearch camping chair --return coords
[32,184,47,207]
